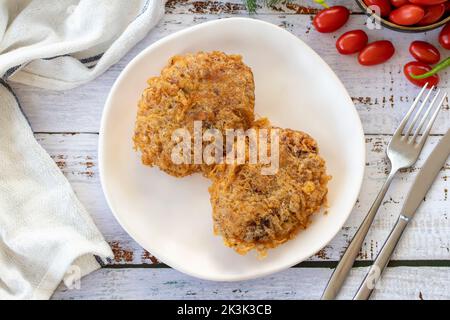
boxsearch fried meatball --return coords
[208,125,330,256]
[133,51,255,177]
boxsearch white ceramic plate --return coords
[99,17,365,281]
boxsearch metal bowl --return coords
[355,0,450,33]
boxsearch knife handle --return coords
[353,215,409,300]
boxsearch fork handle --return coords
[353,215,409,300]
[321,170,397,300]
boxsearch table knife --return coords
[353,128,450,300]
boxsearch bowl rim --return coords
[98,17,366,281]
[355,0,450,33]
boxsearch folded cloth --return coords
[0,0,165,299]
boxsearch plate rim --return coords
[98,17,366,281]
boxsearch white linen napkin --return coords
[0,0,165,299]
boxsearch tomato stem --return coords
[313,0,329,9]
[410,57,450,79]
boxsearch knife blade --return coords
[402,128,450,220]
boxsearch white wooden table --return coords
[15,0,449,299]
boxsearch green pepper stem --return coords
[410,57,450,80]
[313,0,329,9]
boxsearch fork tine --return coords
[418,93,446,145]
[412,89,440,141]
[404,86,434,137]
[394,83,428,137]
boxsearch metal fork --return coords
[322,83,446,300]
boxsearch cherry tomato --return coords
[409,41,441,64]
[364,0,392,17]
[390,0,410,7]
[404,61,439,87]
[336,30,369,54]
[358,40,395,66]
[439,22,450,49]
[409,0,447,5]
[417,4,445,26]
[313,6,350,33]
[389,4,425,25]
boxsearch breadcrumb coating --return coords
[133,51,255,177]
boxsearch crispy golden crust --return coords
[133,51,255,177]
[208,126,330,256]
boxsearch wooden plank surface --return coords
[37,133,449,264]
[10,0,449,299]
[52,267,450,299]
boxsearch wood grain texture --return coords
[164,0,363,15]
[13,12,449,134]
[52,267,450,299]
[37,133,449,264]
